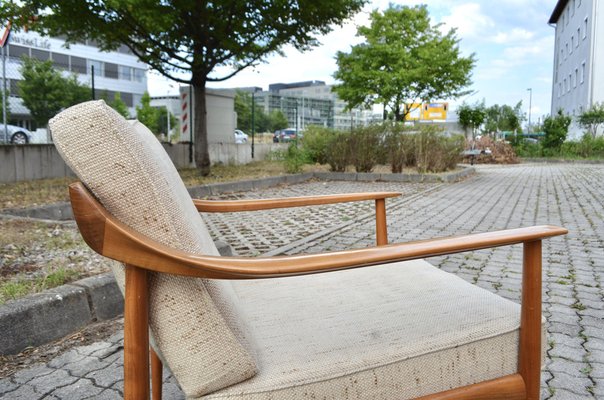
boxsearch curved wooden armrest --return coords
[193,192,401,212]
[69,182,567,280]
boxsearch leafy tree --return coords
[157,107,177,138]
[135,92,159,134]
[457,101,485,140]
[542,109,571,154]
[268,110,288,132]
[1,0,365,175]
[0,89,10,123]
[483,102,524,134]
[110,92,130,119]
[18,57,89,127]
[333,5,475,121]
[234,90,274,133]
[578,103,604,138]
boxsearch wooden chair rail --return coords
[193,192,401,212]
[69,182,567,280]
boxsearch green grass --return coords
[0,268,81,305]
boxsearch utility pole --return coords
[527,88,532,134]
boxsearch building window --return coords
[578,0,581,7]
[584,17,588,39]
[570,37,574,53]
[561,49,564,62]
[574,68,578,87]
[118,65,132,80]
[133,68,145,82]
[121,93,133,107]
[31,49,50,61]
[577,28,580,46]
[558,82,562,97]
[566,9,570,25]
[581,61,586,83]
[572,0,575,16]
[89,60,104,76]
[70,56,87,74]
[568,74,572,92]
[52,53,69,70]
[565,43,569,57]
[7,44,29,60]
[104,63,118,79]
[563,78,567,94]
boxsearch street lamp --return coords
[527,88,532,134]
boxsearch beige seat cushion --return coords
[201,259,533,400]
[49,100,256,398]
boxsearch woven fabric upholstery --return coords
[201,259,537,400]
[50,100,257,397]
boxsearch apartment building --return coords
[2,31,147,130]
[549,0,604,138]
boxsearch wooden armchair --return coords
[51,101,567,400]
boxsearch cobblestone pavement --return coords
[1,164,603,399]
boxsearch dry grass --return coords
[0,161,293,211]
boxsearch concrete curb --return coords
[0,241,233,355]
[1,169,472,220]
[521,157,604,164]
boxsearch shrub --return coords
[542,110,571,155]
[284,143,307,174]
[302,125,335,164]
[348,125,382,172]
[415,126,464,173]
[385,124,415,173]
[324,131,350,172]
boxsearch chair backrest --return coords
[50,100,256,397]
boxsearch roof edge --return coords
[549,0,570,24]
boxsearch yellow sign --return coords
[404,102,448,121]
[422,102,448,120]
[404,103,423,121]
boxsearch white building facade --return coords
[2,31,147,129]
[549,0,604,138]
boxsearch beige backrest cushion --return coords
[50,100,257,397]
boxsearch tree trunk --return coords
[193,82,211,176]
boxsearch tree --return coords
[110,92,130,119]
[542,109,571,154]
[18,57,89,127]
[578,103,604,138]
[483,102,524,134]
[333,5,475,121]
[457,101,485,140]
[135,92,159,134]
[157,107,177,138]
[268,110,288,132]
[1,1,365,175]
[0,89,10,123]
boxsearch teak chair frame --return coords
[68,182,567,400]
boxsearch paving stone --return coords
[50,378,103,400]
[2,164,604,399]
[28,370,78,396]
[1,384,39,400]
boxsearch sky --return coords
[148,0,559,125]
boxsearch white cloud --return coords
[439,3,495,39]
[492,28,535,44]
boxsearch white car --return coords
[234,129,249,144]
[1,124,33,144]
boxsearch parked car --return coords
[275,128,302,142]
[1,124,32,144]
[234,129,249,144]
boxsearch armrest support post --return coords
[124,264,150,400]
[375,198,388,246]
[519,240,542,400]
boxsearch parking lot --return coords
[1,163,603,399]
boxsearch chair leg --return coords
[151,348,163,400]
[519,240,542,400]
[124,264,150,400]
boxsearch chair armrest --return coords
[69,182,567,280]
[193,192,401,212]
